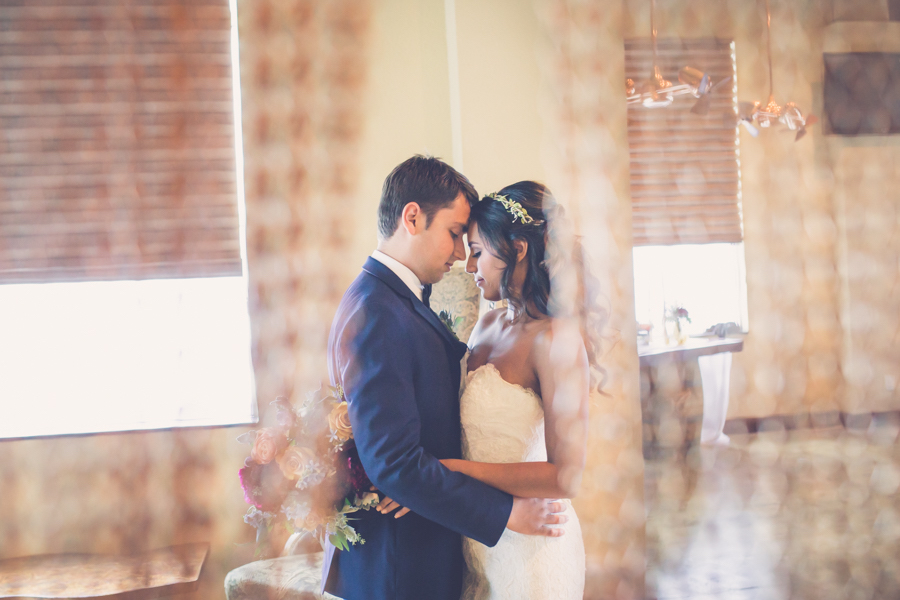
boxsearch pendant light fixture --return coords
[626,0,732,112]
[733,0,817,140]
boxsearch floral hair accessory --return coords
[486,192,542,225]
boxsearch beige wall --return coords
[455,0,549,192]
[828,0,892,21]
[354,0,552,249]
[825,23,900,416]
[832,143,900,415]
[353,0,455,264]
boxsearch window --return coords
[632,243,749,335]
[0,0,254,438]
[625,38,748,335]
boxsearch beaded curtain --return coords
[239,0,371,412]
[539,2,647,598]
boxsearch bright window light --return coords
[633,242,749,338]
[0,0,255,439]
[0,277,255,439]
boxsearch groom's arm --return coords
[336,300,513,547]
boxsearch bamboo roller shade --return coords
[0,0,242,284]
[625,38,743,246]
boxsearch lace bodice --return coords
[459,362,585,600]
[461,364,547,465]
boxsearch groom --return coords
[322,156,565,600]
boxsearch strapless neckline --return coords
[465,362,540,400]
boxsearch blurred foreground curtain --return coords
[626,38,742,246]
[237,0,371,408]
[0,0,241,284]
[540,1,646,598]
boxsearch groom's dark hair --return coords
[377,155,478,239]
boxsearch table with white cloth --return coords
[638,338,743,456]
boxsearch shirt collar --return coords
[370,250,423,301]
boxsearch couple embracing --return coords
[323,156,602,600]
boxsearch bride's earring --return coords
[489,302,495,310]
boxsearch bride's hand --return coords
[371,487,411,518]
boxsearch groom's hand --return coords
[507,498,568,537]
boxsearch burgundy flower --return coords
[345,443,372,494]
[239,459,291,512]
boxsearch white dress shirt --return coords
[371,250,424,302]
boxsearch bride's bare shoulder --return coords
[481,307,506,326]
[468,307,505,347]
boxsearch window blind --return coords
[625,38,742,246]
[0,0,242,284]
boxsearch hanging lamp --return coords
[626,0,732,112]
[734,0,817,140]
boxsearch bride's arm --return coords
[443,321,589,499]
[439,459,570,498]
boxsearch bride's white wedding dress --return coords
[459,363,585,600]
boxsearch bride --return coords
[384,181,602,599]
[457,180,600,600]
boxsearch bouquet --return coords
[238,384,378,554]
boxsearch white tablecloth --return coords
[698,352,733,445]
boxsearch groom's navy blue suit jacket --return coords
[322,258,513,600]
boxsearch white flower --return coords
[296,460,330,490]
[244,506,274,529]
[281,492,312,523]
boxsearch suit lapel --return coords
[362,258,468,358]
[412,300,469,360]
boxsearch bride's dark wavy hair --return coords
[469,181,607,392]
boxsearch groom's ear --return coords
[513,239,529,263]
[400,202,423,236]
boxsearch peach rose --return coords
[328,401,353,444]
[277,445,319,481]
[250,428,281,464]
[295,509,327,532]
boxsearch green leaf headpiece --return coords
[485,192,543,226]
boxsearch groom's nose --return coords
[452,236,467,263]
